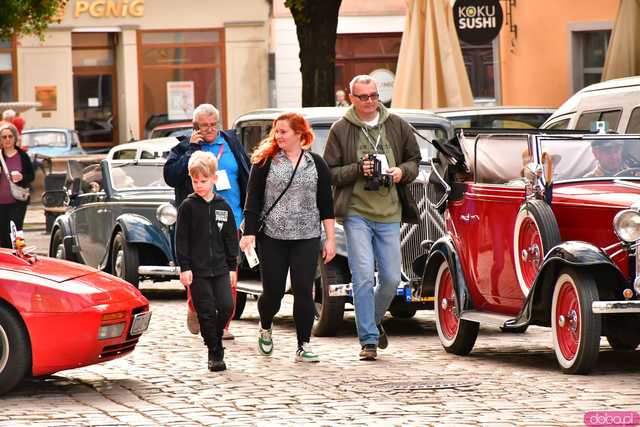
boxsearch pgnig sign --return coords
[453,0,503,45]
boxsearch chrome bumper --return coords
[138,266,180,276]
[592,300,640,314]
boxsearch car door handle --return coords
[460,214,479,223]
[96,209,108,214]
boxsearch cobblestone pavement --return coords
[2,228,639,426]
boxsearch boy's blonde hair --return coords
[188,151,218,178]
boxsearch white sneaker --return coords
[258,326,273,356]
[295,343,319,363]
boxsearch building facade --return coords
[272,0,621,108]
[8,0,269,147]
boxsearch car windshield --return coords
[108,162,170,190]
[539,137,640,182]
[449,113,552,129]
[22,132,67,148]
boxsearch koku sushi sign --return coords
[453,0,503,45]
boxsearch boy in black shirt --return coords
[176,151,238,372]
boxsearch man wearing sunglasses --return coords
[323,75,421,361]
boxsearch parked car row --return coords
[36,77,640,375]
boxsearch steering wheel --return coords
[614,168,640,177]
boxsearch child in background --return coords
[176,151,238,372]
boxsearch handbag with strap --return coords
[257,150,304,233]
[0,151,29,202]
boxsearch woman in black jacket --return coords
[240,112,336,363]
[0,122,34,248]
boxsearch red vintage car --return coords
[424,131,640,374]
[0,248,151,395]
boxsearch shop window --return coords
[572,30,611,91]
[0,38,16,102]
[335,33,402,104]
[139,29,226,136]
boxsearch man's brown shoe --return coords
[222,329,235,340]
[359,344,377,360]
[187,308,200,335]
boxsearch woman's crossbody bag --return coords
[0,151,29,202]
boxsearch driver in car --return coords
[585,139,628,177]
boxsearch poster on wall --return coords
[35,86,57,111]
[167,81,194,121]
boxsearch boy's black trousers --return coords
[191,273,233,357]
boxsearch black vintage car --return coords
[49,139,180,287]
[233,107,456,336]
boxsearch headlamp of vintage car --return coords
[613,209,640,243]
[156,203,177,226]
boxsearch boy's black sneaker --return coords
[359,344,377,360]
[377,324,388,349]
[208,346,226,371]
[208,359,227,372]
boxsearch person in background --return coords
[585,139,627,177]
[164,103,250,340]
[240,112,336,363]
[335,89,349,107]
[323,75,421,361]
[176,151,238,372]
[0,123,34,248]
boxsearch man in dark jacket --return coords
[163,103,250,339]
[323,75,421,361]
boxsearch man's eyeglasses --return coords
[196,123,217,131]
[352,92,380,102]
[0,134,14,139]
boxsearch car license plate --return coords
[130,311,152,335]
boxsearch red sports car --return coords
[0,248,151,395]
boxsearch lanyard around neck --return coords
[361,127,382,153]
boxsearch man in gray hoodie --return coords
[323,75,421,360]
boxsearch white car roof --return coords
[107,137,178,161]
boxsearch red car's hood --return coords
[0,250,145,306]
[0,250,97,283]
[553,181,640,209]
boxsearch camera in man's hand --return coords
[362,153,392,191]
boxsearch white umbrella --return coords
[602,0,640,80]
[392,0,473,109]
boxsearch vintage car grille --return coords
[400,174,445,281]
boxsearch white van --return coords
[541,76,640,133]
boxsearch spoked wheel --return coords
[434,261,478,355]
[551,268,601,374]
[513,200,561,296]
[111,232,140,287]
[0,305,31,395]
